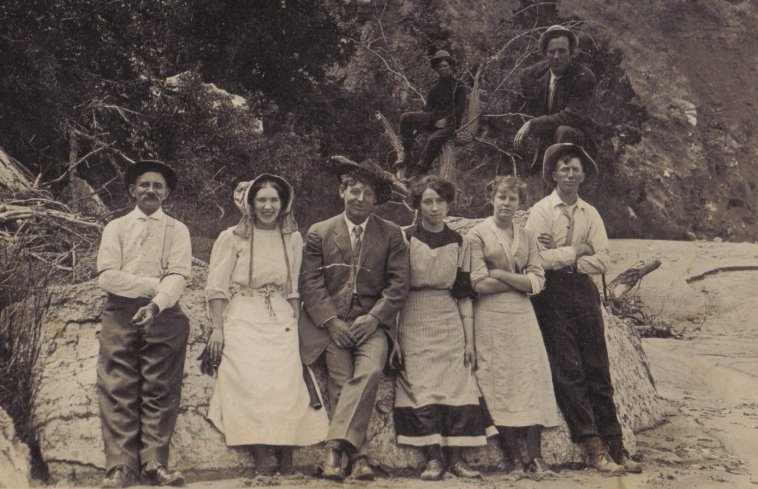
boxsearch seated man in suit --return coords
[299,156,409,481]
[513,25,600,170]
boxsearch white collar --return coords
[129,206,166,221]
[547,190,586,210]
[343,213,369,233]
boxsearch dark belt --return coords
[550,265,577,274]
[409,286,448,292]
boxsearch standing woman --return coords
[468,176,560,476]
[204,174,328,473]
[394,175,496,480]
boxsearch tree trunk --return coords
[0,147,33,192]
[438,141,456,180]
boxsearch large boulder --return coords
[0,406,31,488]
[34,253,662,483]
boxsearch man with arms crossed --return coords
[525,144,640,475]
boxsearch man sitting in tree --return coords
[396,50,466,178]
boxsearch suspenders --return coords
[118,214,177,278]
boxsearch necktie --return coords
[561,205,575,246]
[351,226,363,294]
[138,216,150,247]
[548,74,558,112]
[352,226,363,262]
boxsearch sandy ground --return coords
[55,269,758,489]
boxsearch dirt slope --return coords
[564,0,758,241]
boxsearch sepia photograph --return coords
[0,1,756,488]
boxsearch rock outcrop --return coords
[0,407,31,488]
[34,243,663,483]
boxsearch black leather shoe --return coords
[142,462,184,486]
[102,466,137,488]
[322,447,344,481]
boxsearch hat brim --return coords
[542,143,598,186]
[539,26,579,54]
[331,157,394,205]
[431,56,456,68]
[125,160,178,192]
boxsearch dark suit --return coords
[299,213,409,453]
[519,60,600,159]
[400,77,467,172]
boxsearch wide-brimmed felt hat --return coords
[542,143,598,185]
[330,155,394,205]
[539,25,579,54]
[430,50,456,69]
[125,160,178,192]
[232,173,298,237]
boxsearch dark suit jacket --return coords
[298,214,410,365]
[425,77,467,128]
[519,60,599,151]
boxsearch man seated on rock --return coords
[513,25,600,170]
[525,143,641,475]
[396,50,466,178]
[96,160,192,488]
[299,157,409,481]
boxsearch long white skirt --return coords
[207,292,328,446]
[474,291,561,428]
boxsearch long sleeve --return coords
[524,203,578,271]
[468,227,489,286]
[299,225,340,327]
[367,225,410,326]
[575,207,610,275]
[453,84,466,127]
[529,66,596,136]
[151,221,191,311]
[97,219,160,298]
[205,229,237,304]
[287,231,303,300]
[523,229,546,294]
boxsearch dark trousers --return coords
[530,271,622,442]
[97,295,189,474]
[399,111,456,171]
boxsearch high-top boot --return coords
[581,435,625,475]
[606,435,642,473]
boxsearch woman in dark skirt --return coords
[394,175,497,480]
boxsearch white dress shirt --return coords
[524,190,609,275]
[343,213,368,248]
[97,207,192,311]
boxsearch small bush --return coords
[0,236,54,481]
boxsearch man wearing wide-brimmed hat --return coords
[396,49,467,177]
[513,25,600,170]
[96,160,191,487]
[525,144,641,476]
[299,156,409,481]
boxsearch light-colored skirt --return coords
[207,290,328,446]
[395,289,496,447]
[474,291,560,428]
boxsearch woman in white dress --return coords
[468,176,560,476]
[204,174,328,473]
